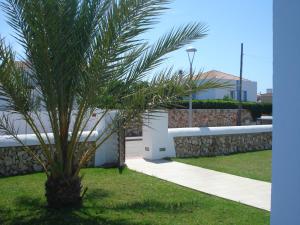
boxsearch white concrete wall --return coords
[0,110,119,167]
[271,1,300,224]
[0,110,106,134]
[0,131,98,147]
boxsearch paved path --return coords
[125,138,144,158]
[126,158,271,211]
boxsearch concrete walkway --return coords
[126,158,271,211]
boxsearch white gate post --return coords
[142,111,172,160]
[94,111,119,166]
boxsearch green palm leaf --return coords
[0,0,227,208]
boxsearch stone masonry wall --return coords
[0,142,96,177]
[174,132,272,157]
[126,109,255,137]
[169,109,254,128]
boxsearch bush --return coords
[172,100,272,120]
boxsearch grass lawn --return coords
[0,168,269,225]
[173,150,272,182]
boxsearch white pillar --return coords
[142,111,171,160]
[94,111,118,166]
[271,1,300,224]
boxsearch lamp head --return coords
[186,46,197,53]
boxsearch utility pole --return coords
[237,43,243,126]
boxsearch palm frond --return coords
[0,0,220,182]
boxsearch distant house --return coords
[257,89,272,103]
[193,70,257,102]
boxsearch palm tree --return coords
[0,0,225,208]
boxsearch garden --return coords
[0,167,270,225]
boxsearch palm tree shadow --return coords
[0,189,199,225]
[111,199,198,214]
[0,189,151,225]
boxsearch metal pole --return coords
[186,46,196,128]
[188,62,193,127]
[237,43,244,126]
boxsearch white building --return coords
[193,70,257,102]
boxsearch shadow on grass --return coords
[0,188,142,225]
[0,184,201,225]
[112,199,198,214]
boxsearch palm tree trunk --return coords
[45,175,82,208]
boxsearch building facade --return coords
[258,89,272,103]
[193,70,257,102]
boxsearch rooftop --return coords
[199,70,251,81]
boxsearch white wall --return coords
[0,131,98,147]
[243,80,257,102]
[0,110,105,134]
[194,88,216,100]
[94,111,119,166]
[0,110,119,167]
[194,79,257,101]
[271,1,300,224]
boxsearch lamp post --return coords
[186,46,197,127]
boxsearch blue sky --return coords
[144,0,273,93]
[0,0,272,93]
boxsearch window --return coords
[243,91,247,101]
[230,90,236,100]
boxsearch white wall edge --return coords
[0,130,99,148]
[168,125,272,137]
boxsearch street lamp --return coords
[186,46,197,127]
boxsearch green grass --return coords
[173,150,272,182]
[0,168,269,225]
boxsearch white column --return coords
[142,111,171,160]
[271,1,300,224]
[94,111,118,166]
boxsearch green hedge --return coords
[172,100,272,120]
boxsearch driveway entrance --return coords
[125,137,144,159]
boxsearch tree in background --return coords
[0,0,224,208]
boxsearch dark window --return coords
[243,91,247,101]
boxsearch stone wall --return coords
[169,109,254,128]
[174,132,272,157]
[126,109,255,136]
[0,142,95,177]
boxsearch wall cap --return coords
[168,125,272,137]
[0,131,98,148]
